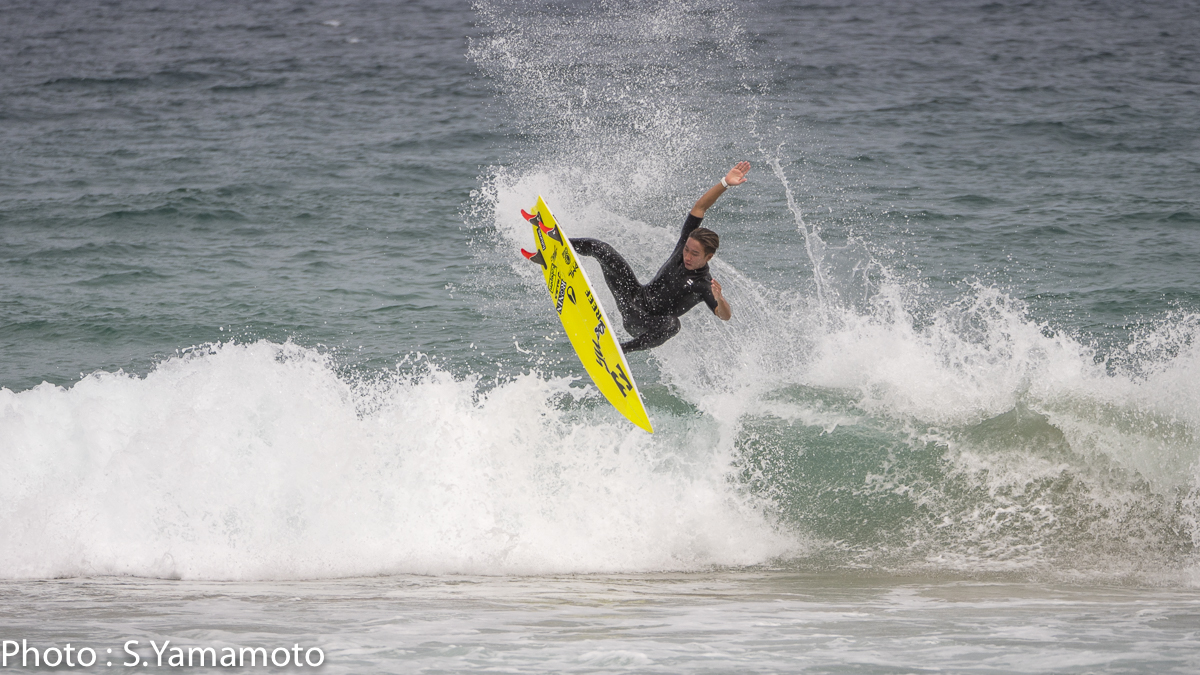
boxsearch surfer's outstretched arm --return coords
[690,161,751,218]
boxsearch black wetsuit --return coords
[572,213,719,352]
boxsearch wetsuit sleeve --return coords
[699,280,719,312]
[665,213,704,259]
[681,214,719,312]
[679,213,704,245]
[654,213,706,280]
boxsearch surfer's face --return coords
[682,237,713,270]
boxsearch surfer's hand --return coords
[691,161,751,217]
[724,161,751,186]
[711,278,732,321]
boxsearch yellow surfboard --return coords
[521,196,653,433]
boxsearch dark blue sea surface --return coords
[2,0,508,387]
[752,0,1200,342]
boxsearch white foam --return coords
[487,151,1200,574]
[0,341,797,580]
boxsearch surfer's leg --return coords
[571,238,644,318]
[619,316,681,353]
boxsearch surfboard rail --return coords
[521,196,653,433]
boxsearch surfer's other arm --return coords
[690,161,751,218]
[711,278,732,321]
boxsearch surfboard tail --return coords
[540,222,563,243]
[523,208,564,243]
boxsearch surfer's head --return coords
[683,228,719,270]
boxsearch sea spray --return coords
[769,155,834,312]
[467,0,1200,581]
[469,0,759,225]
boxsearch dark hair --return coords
[689,227,720,256]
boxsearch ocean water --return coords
[2,0,1200,672]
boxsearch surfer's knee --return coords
[571,237,603,256]
[666,316,681,337]
[572,237,624,264]
[653,317,682,347]
[623,317,679,352]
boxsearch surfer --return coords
[572,161,749,352]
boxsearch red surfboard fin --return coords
[521,248,547,268]
[538,222,563,244]
[522,209,544,227]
